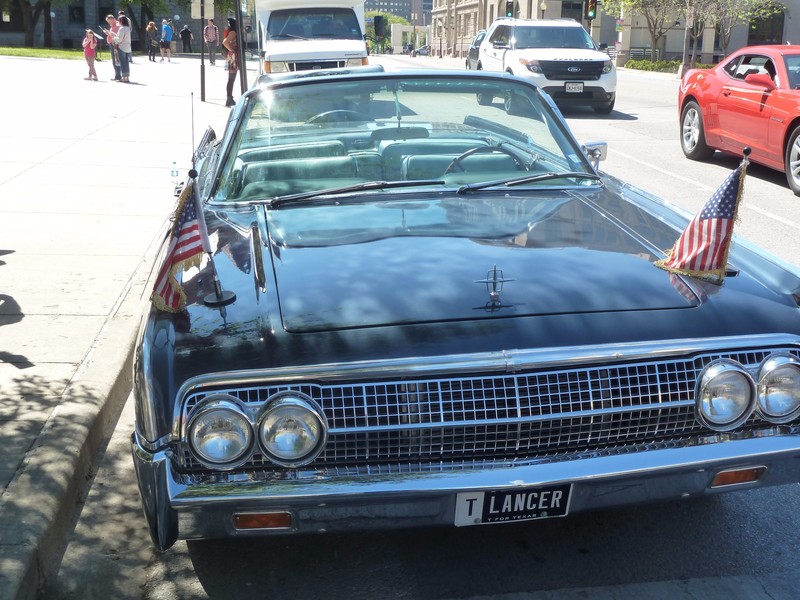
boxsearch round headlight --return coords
[696,359,755,431]
[187,396,253,468]
[258,393,328,467]
[758,354,800,422]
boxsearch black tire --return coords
[477,92,493,105]
[784,125,800,196]
[465,59,470,70]
[680,100,715,160]
[593,98,615,114]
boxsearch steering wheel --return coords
[444,146,526,174]
[305,110,375,124]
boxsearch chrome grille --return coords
[180,346,799,472]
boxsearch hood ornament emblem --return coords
[476,265,514,304]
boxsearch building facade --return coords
[428,0,799,64]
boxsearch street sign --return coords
[191,0,214,19]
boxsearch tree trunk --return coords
[43,3,52,48]
[18,0,34,46]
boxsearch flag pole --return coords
[189,167,236,308]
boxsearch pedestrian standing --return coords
[203,19,218,65]
[222,18,238,107]
[114,15,132,82]
[102,14,121,80]
[222,23,230,70]
[160,18,172,62]
[146,21,159,62]
[82,30,98,80]
[180,25,193,53]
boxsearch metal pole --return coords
[200,3,206,101]
[235,0,248,93]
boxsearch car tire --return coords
[680,100,714,161]
[593,98,615,114]
[504,93,518,115]
[784,125,800,196]
[477,92,493,105]
[466,59,470,70]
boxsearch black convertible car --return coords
[132,67,800,551]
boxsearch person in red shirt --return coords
[82,29,98,80]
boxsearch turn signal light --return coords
[233,512,293,530]
[710,466,766,488]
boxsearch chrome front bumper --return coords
[132,433,800,550]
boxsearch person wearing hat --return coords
[160,18,173,62]
[222,18,238,107]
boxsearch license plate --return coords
[565,82,584,93]
[454,484,572,526]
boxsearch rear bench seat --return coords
[239,155,365,199]
[379,140,488,180]
[238,140,346,162]
[401,153,520,180]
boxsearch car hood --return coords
[513,48,611,62]
[266,190,694,333]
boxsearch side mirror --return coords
[744,72,776,90]
[492,41,509,50]
[581,141,608,172]
[599,43,608,50]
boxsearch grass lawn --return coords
[0,46,86,59]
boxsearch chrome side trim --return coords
[170,334,800,440]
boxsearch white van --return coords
[254,0,369,74]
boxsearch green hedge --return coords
[624,58,714,73]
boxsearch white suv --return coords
[477,17,616,114]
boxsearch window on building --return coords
[0,3,23,32]
[69,6,85,23]
[748,11,784,45]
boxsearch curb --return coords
[0,243,162,600]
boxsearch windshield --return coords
[783,54,800,89]
[267,8,362,40]
[212,75,596,204]
[513,26,596,50]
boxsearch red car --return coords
[679,45,800,194]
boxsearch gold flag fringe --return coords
[654,159,747,282]
[149,182,205,313]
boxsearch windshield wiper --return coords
[456,171,601,194]
[269,180,445,207]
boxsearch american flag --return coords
[655,160,747,280]
[151,181,210,312]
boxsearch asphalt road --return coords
[48,55,800,599]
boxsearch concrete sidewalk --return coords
[0,52,240,600]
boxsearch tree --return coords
[710,0,784,57]
[603,0,683,61]
[365,11,409,52]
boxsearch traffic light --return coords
[374,15,384,37]
[505,1,514,17]
[586,0,597,20]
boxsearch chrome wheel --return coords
[784,125,800,195]
[680,101,714,161]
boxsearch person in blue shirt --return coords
[160,18,173,62]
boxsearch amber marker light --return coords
[233,512,293,530]
[710,466,766,488]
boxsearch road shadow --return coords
[171,488,797,599]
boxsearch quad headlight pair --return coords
[697,353,800,431]
[186,392,328,469]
